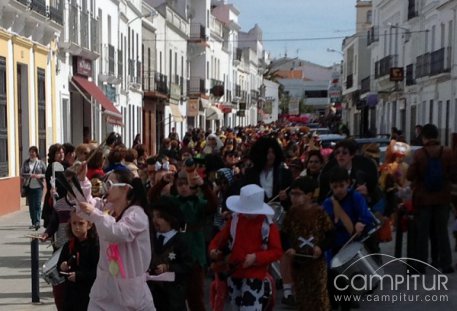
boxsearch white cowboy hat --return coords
[226,184,274,216]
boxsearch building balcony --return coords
[233,48,242,65]
[375,54,397,79]
[80,10,89,49]
[49,2,63,25]
[143,71,168,96]
[416,52,430,79]
[360,76,370,94]
[251,90,259,101]
[345,74,353,89]
[90,16,99,53]
[240,90,248,103]
[180,76,185,96]
[235,84,241,97]
[187,77,205,95]
[30,0,46,17]
[406,64,415,86]
[189,23,207,42]
[367,26,379,46]
[430,47,451,76]
[209,15,223,39]
[210,79,224,97]
[117,50,123,79]
[108,44,115,76]
[59,4,99,60]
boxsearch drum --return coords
[331,242,383,295]
[268,202,285,229]
[42,247,65,286]
[360,211,381,242]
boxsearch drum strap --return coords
[331,196,354,235]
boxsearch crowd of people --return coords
[19,120,457,311]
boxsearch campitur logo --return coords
[332,253,449,303]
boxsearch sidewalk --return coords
[0,202,55,311]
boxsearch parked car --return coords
[318,134,346,148]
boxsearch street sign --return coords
[390,67,404,82]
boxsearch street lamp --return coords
[326,48,344,56]
[127,10,158,25]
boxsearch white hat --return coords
[226,184,274,216]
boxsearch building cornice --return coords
[0,28,13,40]
[12,35,33,49]
[33,43,50,55]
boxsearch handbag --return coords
[21,184,30,198]
[21,161,38,198]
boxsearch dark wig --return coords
[249,137,284,172]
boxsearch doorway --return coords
[17,63,29,165]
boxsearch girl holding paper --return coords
[78,169,155,311]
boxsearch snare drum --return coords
[42,247,65,286]
[331,242,383,295]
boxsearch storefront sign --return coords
[74,57,92,77]
[170,83,181,100]
[289,98,300,115]
[187,99,199,116]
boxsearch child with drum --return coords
[57,210,99,311]
[322,166,376,310]
[282,177,335,311]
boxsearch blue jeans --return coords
[27,187,43,226]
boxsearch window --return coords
[429,100,434,123]
[449,21,453,48]
[37,68,46,160]
[0,57,7,177]
[441,23,445,49]
[367,10,372,24]
[108,15,111,44]
[431,25,436,51]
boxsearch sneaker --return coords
[281,295,296,306]
[29,225,36,229]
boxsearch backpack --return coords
[423,147,444,192]
[228,213,271,250]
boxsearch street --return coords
[1,201,456,310]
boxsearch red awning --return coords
[72,75,122,122]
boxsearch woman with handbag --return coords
[20,146,47,230]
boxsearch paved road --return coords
[1,203,456,310]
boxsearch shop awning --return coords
[206,105,223,120]
[72,75,122,123]
[169,102,184,122]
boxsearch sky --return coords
[229,0,357,67]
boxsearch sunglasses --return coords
[104,180,133,191]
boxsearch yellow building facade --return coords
[0,1,61,215]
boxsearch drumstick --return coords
[340,233,359,251]
[267,187,291,204]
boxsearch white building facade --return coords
[359,0,457,144]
